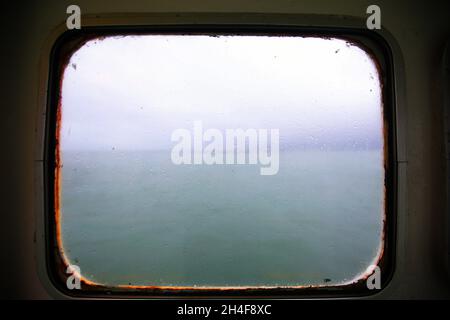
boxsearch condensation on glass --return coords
[56,34,385,291]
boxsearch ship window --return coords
[49,33,389,295]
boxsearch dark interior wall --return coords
[0,0,449,299]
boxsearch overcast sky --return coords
[60,35,382,151]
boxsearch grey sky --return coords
[60,35,382,151]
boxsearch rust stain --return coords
[355,42,388,283]
[54,70,66,271]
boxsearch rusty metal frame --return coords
[42,16,399,299]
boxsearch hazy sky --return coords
[60,35,382,151]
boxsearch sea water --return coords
[60,149,383,287]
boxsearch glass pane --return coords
[59,35,384,287]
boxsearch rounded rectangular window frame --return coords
[39,14,400,299]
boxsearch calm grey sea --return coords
[60,149,383,287]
